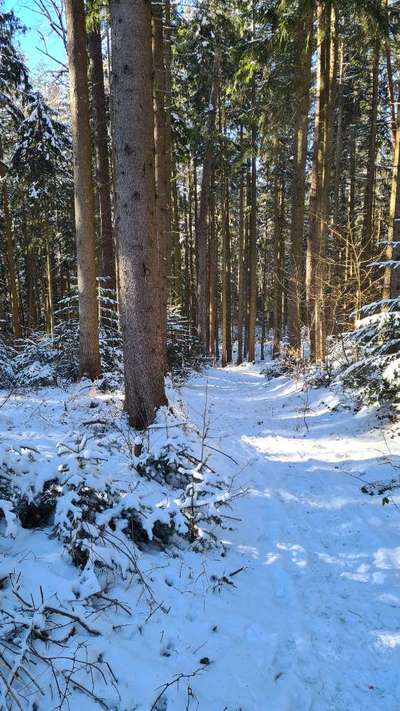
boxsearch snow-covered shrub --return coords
[54,283,122,382]
[261,360,289,380]
[341,307,400,407]
[13,331,64,386]
[167,307,209,381]
[0,300,206,392]
[0,337,16,388]
[304,358,337,388]
[136,441,192,488]
[0,284,123,389]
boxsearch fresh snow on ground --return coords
[1,363,400,709]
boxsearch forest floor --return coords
[1,362,400,710]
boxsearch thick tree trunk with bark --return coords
[110,0,166,429]
[65,0,100,379]
[88,24,116,292]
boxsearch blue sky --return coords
[4,0,65,70]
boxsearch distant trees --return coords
[0,9,29,338]
[1,0,400,425]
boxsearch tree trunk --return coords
[383,101,400,300]
[385,0,397,147]
[244,162,251,357]
[307,0,334,363]
[110,0,166,428]
[152,0,170,369]
[260,224,268,361]
[26,248,36,331]
[1,182,21,339]
[237,127,245,365]
[164,0,173,300]
[287,3,313,353]
[221,173,232,366]
[208,176,217,359]
[196,54,219,351]
[45,237,54,336]
[0,137,21,338]
[272,173,285,359]
[184,168,192,319]
[361,43,380,270]
[65,0,100,379]
[171,149,182,305]
[332,44,344,229]
[188,161,197,325]
[247,79,257,362]
[88,24,116,292]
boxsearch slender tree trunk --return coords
[247,79,258,362]
[171,149,182,305]
[272,174,285,359]
[65,0,100,379]
[383,101,400,300]
[0,137,21,338]
[110,0,166,428]
[197,54,219,350]
[332,44,344,228]
[244,163,251,357]
[208,176,217,359]
[385,0,397,147]
[260,227,268,361]
[26,248,36,331]
[221,172,232,366]
[45,237,54,336]
[1,182,21,339]
[88,24,116,291]
[347,125,356,285]
[152,0,170,369]
[164,0,173,299]
[308,0,333,362]
[237,127,245,365]
[184,169,192,319]
[361,43,380,268]
[188,162,197,325]
[189,162,197,329]
[287,3,313,353]
[321,5,337,339]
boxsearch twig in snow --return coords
[150,668,204,711]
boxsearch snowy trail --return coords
[1,364,400,710]
[180,364,400,710]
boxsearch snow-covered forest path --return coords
[179,364,400,710]
[1,364,400,710]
